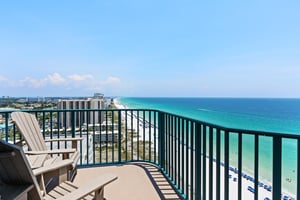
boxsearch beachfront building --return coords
[57,94,106,129]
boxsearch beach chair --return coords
[11,111,83,181]
[0,140,117,200]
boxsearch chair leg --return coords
[36,174,46,196]
[69,167,77,181]
[58,167,68,184]
[94,187,104,200]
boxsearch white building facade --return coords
[57,96,106,129]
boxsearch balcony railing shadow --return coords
[74,162,182,200]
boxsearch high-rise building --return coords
[57,96,106,129]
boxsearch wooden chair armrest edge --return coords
[44,138,83,142]
[25,149,76,155]
[55,174,117,200]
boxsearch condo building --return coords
[57,94,106,129]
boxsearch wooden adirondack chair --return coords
[0,140,117,200]
[11,111,82,181]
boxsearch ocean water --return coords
[118,97,300,195]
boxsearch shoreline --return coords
[114,99,296,199]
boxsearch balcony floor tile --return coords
[74,162,182,200]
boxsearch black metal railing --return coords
[0,109,299,200]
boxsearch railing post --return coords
[5,112,9,142]
[254,134,259,200]
[273,135,282,200]
[202,125,207,200]
[158,111,165,170]
[297,138,300,200]
[71,110,75,138]
[42,111,46,138]
[195,123,202,200]
[224,130,229,200]
[237,132,242,200]
[216,128,221,200]
[209,126,213,200]
[118,110,122,163]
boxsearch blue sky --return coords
[0,1,300,97]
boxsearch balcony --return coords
[0,109,299,200]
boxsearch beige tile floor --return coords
[73,162,182,200]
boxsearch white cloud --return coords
[19,77,45,88]
[0,72,123,96]
[0,75,7,81]
[104,76,121,85]
[46,73,66,85]
[0,75,14,87]
[16,73,66,88]
[68,74,94,81]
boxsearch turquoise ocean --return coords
[118,97,300,195]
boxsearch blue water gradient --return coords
[119,97,300,134]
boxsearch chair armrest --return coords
[24,149,76,155]
[56,174,118,200]
[33,159,73,176]
[27,154,48,169]
[45,138,83,149]
[44,138,83,142]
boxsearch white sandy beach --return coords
[115,101,156,143]
[114,100,295,200]
[209,159,273,200]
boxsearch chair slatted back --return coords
[11,112,48,151]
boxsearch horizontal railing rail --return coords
[0,109,299,200]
